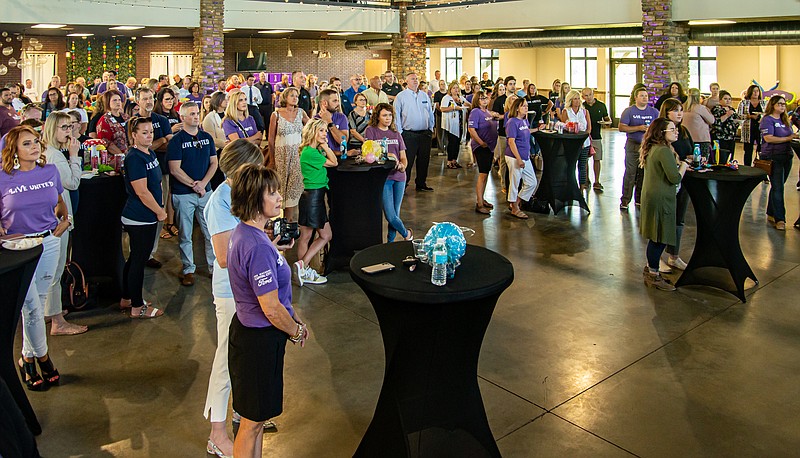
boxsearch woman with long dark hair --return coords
[654,82,687,111]
[760,95,799,231]
[42,87,65,120]
[737,84,766,166]
[639,118,689,291]
[154,87,182,133]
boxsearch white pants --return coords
[44,231,70,317]
[505,157,538,203]
[203,296,236,423]
[22,234,61,358]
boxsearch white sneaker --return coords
[659,259,673,274]
[667,257,688,270]
[293,260,305,287]
[302,266,328,285]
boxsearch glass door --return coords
[609,48,642,126]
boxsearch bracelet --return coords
[289,322,305,343]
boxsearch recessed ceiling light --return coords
[328,32,363,36]
[32,24,66,29]
[223,28,236,32]
[143,35,170,38]
[258,30,294,34]
[688,19,736,26]
[67,33,94,37]
[504,28,544,33]
[109,26,145,30]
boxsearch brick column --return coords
[641,0,689,101]
[391,2,427,79]
[194,0,225,93]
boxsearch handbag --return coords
[458,142,473,168]
[753,154,772,175]
[61,233,89,310]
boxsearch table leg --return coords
[355,292,501,458]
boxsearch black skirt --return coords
[228,314,287,422]
[298,188,329,229]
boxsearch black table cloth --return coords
[350,242,514,458]
[325,158,394,274]
[72,174,126,298]
[0,245,43,437]
[675,166,767,302]
[532,131,590,215]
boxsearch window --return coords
[568,48,597,90]
[688,46,717,92]
[480,49,500,82]
[444,48,462,84]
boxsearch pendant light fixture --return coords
[287,37,293,58]
[246,35,254,59]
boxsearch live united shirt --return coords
[0,164,63,234]
[760,115,794,156]
[122,147,163,223]
[620,105,659,143]
[222,116,258,140]
[167,130,216,195]
[468,108,499,152]
[364,126,406,182]
[505,117,532,161]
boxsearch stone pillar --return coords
[641,0,689,101]
[194,0,225,93]
[391,2,427,79]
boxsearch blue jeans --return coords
[22,234,61,358]
[382,180,408,242]
[766,153,793,223]
[172,192,215,274]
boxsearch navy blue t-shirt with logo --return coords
[167,129,216,195]
[123,147,163,223]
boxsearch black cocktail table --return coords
[350,242,514,458]
[0,245,43,437]
[675,166,767,302]
[325,158,394,273]
[532,131,590,214]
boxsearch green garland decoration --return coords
[67,37,136,83]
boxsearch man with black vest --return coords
[167,102,218,286]
[256,71,274,138]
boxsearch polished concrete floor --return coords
[18,130,800,457]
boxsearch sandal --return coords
[18,358,46,391]
[37,356,60,386]
[160,228,173,239]
[475,204,490,214]
[509,208,529,219]
[166,224,179,237]
[482,201,494,209]
[130,304,164,319]
[446,162,458,169]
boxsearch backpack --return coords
[61,234,89,310]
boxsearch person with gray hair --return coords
[202,139,267,458]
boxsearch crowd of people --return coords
[1,66,800,456]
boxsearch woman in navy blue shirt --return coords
[120,117,166,318]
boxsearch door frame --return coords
[609,55,643,127]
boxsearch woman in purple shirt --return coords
[0,125,71,390]
[467,90,500,214]
[759,95,799,231]
[505,97,538,219]
[222,89,262,146]
[226,163,309,457]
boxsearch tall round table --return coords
[532,131,590,215]
[350,242,514,458]
[72,174,127,299]
[0,245,43,437]
[675,166,767,302]
[325,158,394,274]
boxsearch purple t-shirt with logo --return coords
[760,115,794,156]
[468,108,499,152]
[222,116,258,139]
[227,222,294,328]
[505,116,532,161]
[364,126,406,182]
[620,105,659,143]
[0,164,63,234]
[315,112,349,150]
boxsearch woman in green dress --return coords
[639,117,689,291]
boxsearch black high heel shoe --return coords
[18,358,46,391]
[37,356,60,387]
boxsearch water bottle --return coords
[340,135,347,160]
[380,137,389,162]
[693,144,701,166]
[431,238,447,286]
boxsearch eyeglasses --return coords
[663,128,677,132]
[776,102,786,106]
[58,124,72,131]
[479,96,488,100]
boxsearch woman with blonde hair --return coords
[682,88,715,162]
[40,113,89,336]
[559,89,592,189]
[1,125,72,390]
[222,89,262,145]
[267,86,309,222]
[440,81,468,169]
[639,118,689,291]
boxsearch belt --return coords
[26,230,52,238]
[404,130,431,135]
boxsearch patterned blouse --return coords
[96,112,129,153]
[711,105,739,141]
